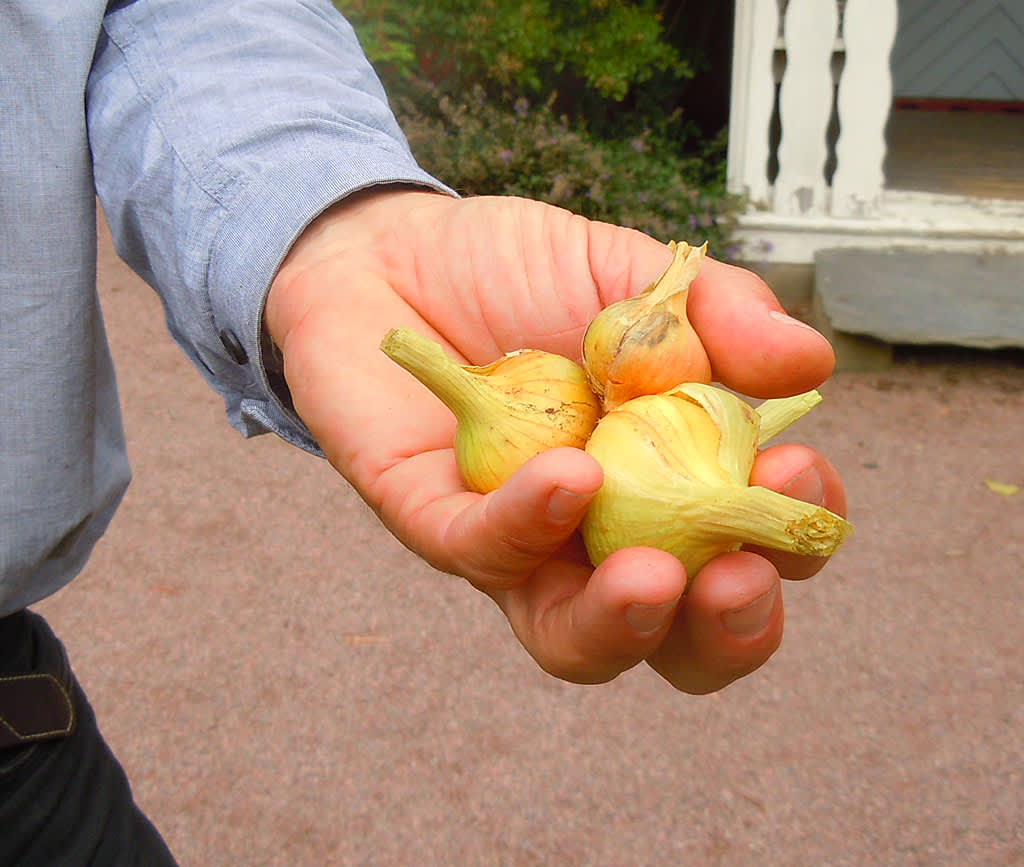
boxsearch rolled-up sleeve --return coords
[87,0,452,452]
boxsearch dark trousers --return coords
[0,610,178,866]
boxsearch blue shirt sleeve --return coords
[87,0,454,452]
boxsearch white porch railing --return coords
[726,0,1024,262]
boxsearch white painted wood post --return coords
[832,0,899,217]
[773,0,839,216]
[726,0,781,208]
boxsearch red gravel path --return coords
[36,212,1024,866]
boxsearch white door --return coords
[890,0,1024,101]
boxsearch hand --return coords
[264,187,847,693]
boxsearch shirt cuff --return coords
[202,136,456,454]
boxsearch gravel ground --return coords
[37,216,1024,866]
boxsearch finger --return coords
[687,258,836,398]
[646,551,784,694]
[746,444,848,580]
[436,447,604,590]
[495,546,688,684]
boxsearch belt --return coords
[0,673,74,749]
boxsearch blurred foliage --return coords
[398,86,739,254]
[337,0,686,101]
[334,0,741,254]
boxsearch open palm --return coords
[265,189,847,692]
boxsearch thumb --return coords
[442,447,603,590]
[687,257,835,397]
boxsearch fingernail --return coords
[547,487,588,523]
[626,599,678,635]
[722,585,778,638]
[780,466,826,506]
[768,309,822,333]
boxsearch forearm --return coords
[88,0,450,447]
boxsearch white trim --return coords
[831,0,898,217]
[725,0,778,208]
[735,191,1024,262]
[773,0,838,216]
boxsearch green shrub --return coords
[335,0,687,103]
[397,87,740,254]
[334,1,741,256]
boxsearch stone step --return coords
[811,248,1024,371]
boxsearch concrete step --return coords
[811,248,1024,371]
